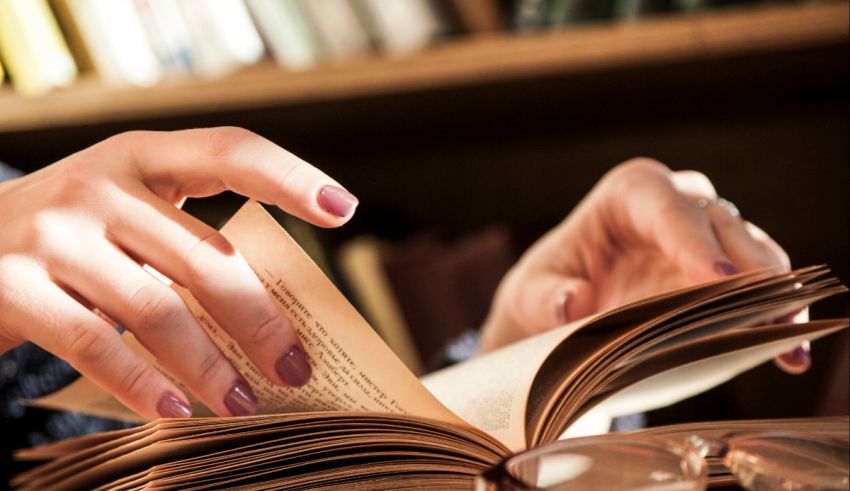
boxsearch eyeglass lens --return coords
[501,439,706,490]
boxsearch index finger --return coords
[103,127,358,228]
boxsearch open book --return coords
[16,200,848,490]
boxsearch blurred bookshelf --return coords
[0,1,846,132]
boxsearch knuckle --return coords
[657,191,693,219]
[198,349,226,383]
[67,321,111,366]
[183,230,232,285]
[204,126,260,161]
[129,284,184,333]
[54,161,100,197]
[614,157,670,179]
[276,159,305,192]
[249,309,285,345]
[96,131,148,161]
[29,211,60,253]
[119,362,156,401]
[29,209,103,263]
[102,130,150,150]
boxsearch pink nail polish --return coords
[714,261,738,276]
[318,185,358,218]
[275,345,312,387]
[156,392,192,418]
[224,380,258,416]
[556,291,571,325]
[778,345,811,372]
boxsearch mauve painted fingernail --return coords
[224,380,257,416]
[778,345,811,371]
[318,185,358,217]
[157,392,192,418]
[714,261,738,276]
[556,291,571,325]
[275,346,312,387]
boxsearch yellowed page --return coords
[421,321,585,451]
[586,326,845,421]
[33,201,464,426]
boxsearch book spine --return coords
[65,0,162,86]
[0,0,78,95]
[513,0,551,31]
[551,0,616,25]
[49,0,96,73]
[443,0,504,33]
[133,0,196,75]
[244,0,322,70]
[351,0,443,56]
[296,0,372,61]
[176,0,265,77]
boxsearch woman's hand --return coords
[479,158,808,374]
[0,127,359,419]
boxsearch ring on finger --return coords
[696,197,740,218]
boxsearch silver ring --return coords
[696,197,740,218]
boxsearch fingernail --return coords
[714,261,738,276]
[318,185,358,218]
[156,392,192,418]
[224,380,258,416]
[275,345,312,387]
[555,291,571,325]
[778,345,811,372]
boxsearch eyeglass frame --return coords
[474,430,850,491]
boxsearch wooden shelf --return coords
[0,1,846,133]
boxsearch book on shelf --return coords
[350,0,445,56]
[443,0,505,33]
[337,235,427,375]
[0,0,78,95]
[244,0,322,70]
[18,200,849,489]
[294,0,373,61]
[132,0,196,76]
[175,0,265,77]
[57,0,162,87]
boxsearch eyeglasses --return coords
[476,431,849,490]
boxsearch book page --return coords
[586,324,846,421]
[421,322,584,452]
[420,270,767,451]
[33,201,464,427]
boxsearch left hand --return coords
[479,158,809,374]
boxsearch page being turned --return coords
[34,201,464,426]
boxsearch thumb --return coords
[510,270,597,335]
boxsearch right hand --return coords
[0,127,359,419]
